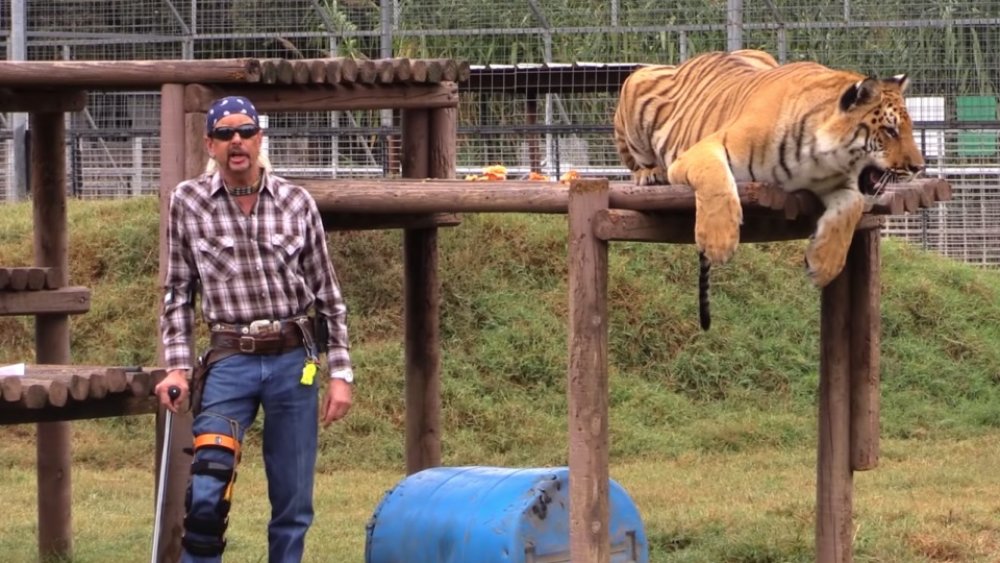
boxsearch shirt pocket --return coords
[269,233,305,273]
[194,236,237,283]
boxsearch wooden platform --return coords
[0,365,165,425]
[296,177,953,236]
[0,57,469,89]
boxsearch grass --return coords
[1,197,1000,561]
[1,437,999,562]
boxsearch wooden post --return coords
[567,179,611,563]
[817,267,854,563]
[850,227,881,471]
[31,110,73,561]
[429,107,456,181]
[184,111,208,179]
[400,107,441,474]
[155,83,193,563]
[400,109,429,181]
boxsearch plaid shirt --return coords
[160,170,352,378]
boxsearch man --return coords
[154,95,354,562]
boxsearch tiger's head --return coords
[836,75,925,195]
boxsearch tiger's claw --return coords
[632,166,667,186]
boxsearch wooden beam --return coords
[401,106,441,475]
[0,59,261,87]
[568,179,612,563]
[295,178,951,218]
[429,107,457,181]
[356,59,378,84]
[320,212,462,231]
[849,229,881,471]
[0,287,91,315]
[338,58,359,83]
[400,109,430,185]
[0,267,55,290]
[324,59,343,85]
[301,178,574,214]
[184,82,459,114]
[402,228,441,475]
[592,210,821,243]
[309,60,327,84]
[31,109,73,561]
[0,89,86,113]
[156,83,192,563]
[1,375,23,402]
[19,378,69,407]
[817,269,854,563]
[185,112,208,179]
[0,395,158,425]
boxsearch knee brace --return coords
[182,413,242,557]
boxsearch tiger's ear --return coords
[839,78,879,111]
[887,73,910,93]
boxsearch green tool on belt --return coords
[300,359,318,385]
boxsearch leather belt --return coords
[210,326,304,355]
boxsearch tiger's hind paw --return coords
[632,167,667,186]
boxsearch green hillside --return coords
[0,196,999,471]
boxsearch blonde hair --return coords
[205,152,272,174]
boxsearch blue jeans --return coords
[182,347,317,563]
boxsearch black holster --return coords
[190,348,239,417]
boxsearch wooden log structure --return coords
[155,83,194,563]
[0,287,91,316]
[0,54,955,563]
[0,58,470,118]
[558,178,952,563]
[293,177,949,215]
[0,59,263,88]
[0,267,61,290]
[0,56,471,92]
[182,81,459,113]
[0,366,165,425]
[31,109,73,559]
[0,88,87,113]
[0,55,474,563]
[567,180,612,561]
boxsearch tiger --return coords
[613,49,925,329]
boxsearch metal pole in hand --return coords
[151,386,180,563]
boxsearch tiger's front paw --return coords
[806,190,864,287]
[805,236,849,287]
[632,166,667,186]
[695,193,743,265]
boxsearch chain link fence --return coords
[1,0,998,265]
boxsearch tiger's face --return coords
[838,76,925,195]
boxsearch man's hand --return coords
[321,379,352,428]
[153,369,189,414]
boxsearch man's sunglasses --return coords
[208,124,261,141]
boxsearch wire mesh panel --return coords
[0,0,997,265]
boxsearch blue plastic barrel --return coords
[365,466,648,563]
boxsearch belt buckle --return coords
[249,319,277,335]
[238,336,256,353]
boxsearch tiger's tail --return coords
[698,251,711,331]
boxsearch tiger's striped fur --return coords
[614,49,924,328]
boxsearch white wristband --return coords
[330,368,354,384]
